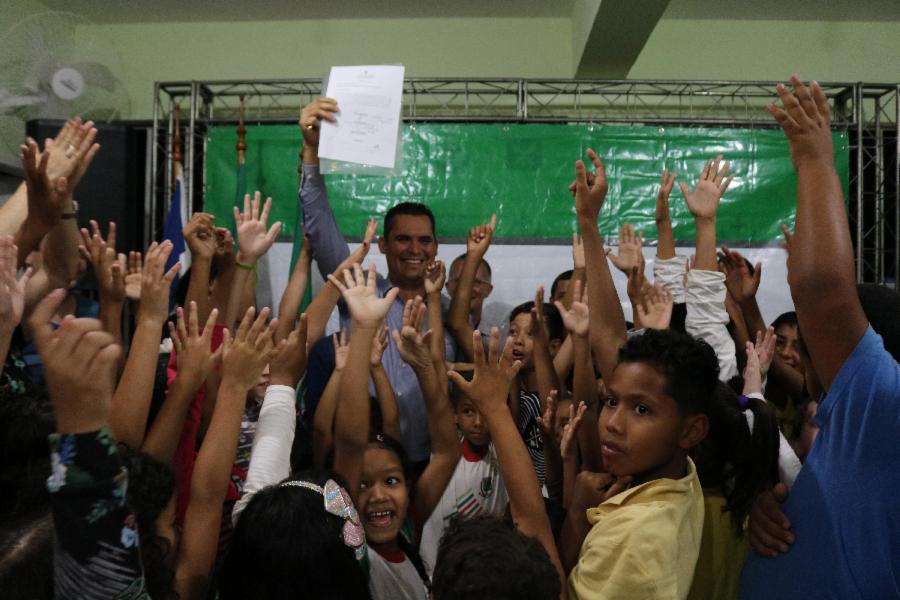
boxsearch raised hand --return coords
[221,306,280,391]
[183,212,216,261]
[299,97,339,148]
[269,313,309,388]
[554,279,590,338]
[719,245,762,303]
[607,223,644,275]
[572,233,585,270]
[780,224,793,258]
[79,221,126,304]
[333,329,350,371]
[559,401,587,460]
[369,322,389,367]
[635,282,674,331]
[530,286,551,346]
[28,289,121,433]
[21,139,70,235]
[448,327,522,414]
[0,236,32,333]
[168,301,223,381]
[138,241,180,326]
[234,191,281,264]
[328,263,399,329]
[655,168,678,224]
[391,297,433,371]
[124,251,143,301]
[467,214,497,259]
[753,325,777,379]
[535,389,560,440]
[743,339,764,396]
[213,227,236,267]
[626,254,647,307]
[333,218,378,277]
[571,148,609,221]
[679,155,734,222]
[42,118,100,188]
[768,77,834,169]
[423,260,446,295]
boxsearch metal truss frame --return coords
[150,78,899,285]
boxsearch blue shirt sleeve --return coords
[299,164,350,280]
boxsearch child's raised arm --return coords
[303,218,378,344]
[182,212,216,323]
[275,233,312,342]
[142,302,223,462]
[449,329,565,593]
[312,330,348,468]
[370,322,402,440]
[681,156,739,381]
[330,263,398,499]
[393,296,460,523]
[571,150,627,383]
[109,241,179,449]
[447,215,495,360]
[176,307,279,599]
[554,280,603,473]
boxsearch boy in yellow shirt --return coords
[561,329,716,599]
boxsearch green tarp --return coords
[204,123,849,244]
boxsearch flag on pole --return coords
[162,161,191,284]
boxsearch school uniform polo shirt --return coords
[568,458,705,599]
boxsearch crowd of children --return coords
[1,76,898,600]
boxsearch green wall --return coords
[204,123,849,244]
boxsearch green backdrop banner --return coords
[204,123,849,243]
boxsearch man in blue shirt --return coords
[741,77,900,599]
[297,97,454,464]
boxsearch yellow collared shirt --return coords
[568,458,705,600]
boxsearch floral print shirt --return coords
[48,427,149,599]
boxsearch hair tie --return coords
[738,395,750,410]
[280,479,366,560]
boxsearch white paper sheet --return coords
[318,65,405,169]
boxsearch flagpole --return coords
[237,95,247,165]
[172,103,182,187]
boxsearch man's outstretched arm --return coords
[298,97,350,279]
[769,77,867,390]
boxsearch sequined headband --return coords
[280,478,366,561]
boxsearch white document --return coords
[318,65,405,169]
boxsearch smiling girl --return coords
[330,264,459,599]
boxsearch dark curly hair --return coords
[121,448,178,600]
[617,329,719,416]
[432,514,560,600]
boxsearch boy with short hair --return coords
[560,150,715,599]
[418,378,509,574]
[562,329,716,599]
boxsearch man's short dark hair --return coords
[618,329,719,416]
[509,301,565,342]
[550,270,573,299]
[432,515,560,600]
[383,202,436,239]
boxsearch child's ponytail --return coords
[694,382,780,534]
